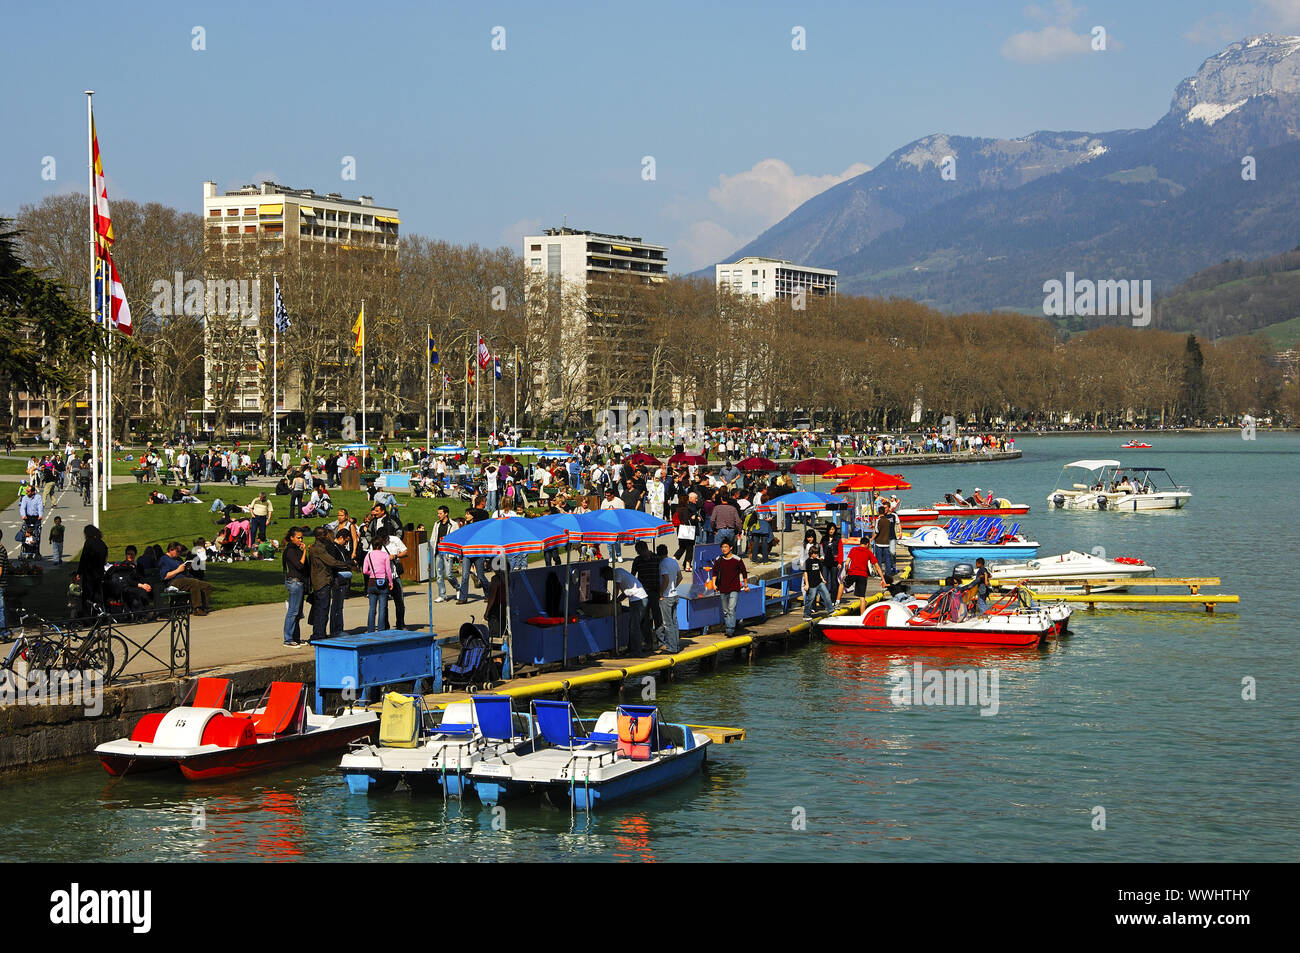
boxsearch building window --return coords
[208,209,222,217]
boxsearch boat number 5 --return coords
[941,415,956,438]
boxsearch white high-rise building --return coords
[715,256,837,302]
[523,227,668,416]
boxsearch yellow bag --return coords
[379,692,419,748]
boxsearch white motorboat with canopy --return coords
[1047,460,1191,511]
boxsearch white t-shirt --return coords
[613,568,647,603]
[659,556,681,598]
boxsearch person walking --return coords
[801,530,834,619]
[0,530,9,635]
[247,492,274,544]
[872,500,901,578]
[78,524,109,614]
[362,535,394,632]
[18,485,44,558]
[282,527,309,646]
[432,505,456,602]
[708,539,748,637]
[822,522,844,601]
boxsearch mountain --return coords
[1152,245,1300,340]
[714,35,1300,317]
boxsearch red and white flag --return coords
[477,335,492,369]
[91,116,113,250]
[107,252,132,335]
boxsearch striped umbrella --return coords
[755,491,848,513]
[436,517,565,556]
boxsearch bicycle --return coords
[0,612,70,692]
[79,476,92,506]
[58,608,130,682]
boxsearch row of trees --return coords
[6,192,1295,443]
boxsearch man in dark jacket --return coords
[78,525,109,614]
[308,527,351,640]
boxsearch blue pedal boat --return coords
[900,519,1039,562]
[339,694,536,796]
[468,700,711,811]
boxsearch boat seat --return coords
[472,695,517,742]
[534,699,614,748]
[235,681,306,737]
[191,676,232,709]
[436,723,476,737]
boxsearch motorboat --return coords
[1047,460,1190,511]
[818,588,1071,647]
[339,693,536,795]
[899,519,1039,562]
[1121,440,1152,449]
[991,550,1156,593]
[896,498,1030,529]
[469,700,710,811]
[96,678,377,780]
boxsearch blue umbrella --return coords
[538,449,573,459]
[434,445,467,454]
[755,491,848,513]
[437,517,564,556]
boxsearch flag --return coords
[91,116,113,250]
[444,373,451,386]
[94,252,132,335]
[467,359,475,386]
[477,335,491,369]
[494,357,501,380]
[352,304,365,356]
[516,352,524,377]
[428,330,438,365]
[274,278,290,332]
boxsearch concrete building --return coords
[200,181,399,434]
[523,227,667,418]
[714,256,837,302]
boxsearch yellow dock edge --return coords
[686,724,746,743]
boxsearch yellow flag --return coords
[352,303,365,355]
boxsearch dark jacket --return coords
[308,540,350,591]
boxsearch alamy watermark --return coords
[594,403,706,449]
[1043,272,1151,327]
[890,662,1000,716]
[0,670,103,715]
[150,271,260,319]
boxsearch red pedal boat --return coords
[96,678,377,780]
[896,500,1031,528]
[1121,441,1152,449]
[818,590,1071,648]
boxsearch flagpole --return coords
[514,344,519,440]
[474,330,480,449]
[102,333,110,508]
[86,90,100,526]
[272,274,279,465]
[462,350,468,447]
[492,356,497,444]
[360,299,367,453]
[425,323,431,455]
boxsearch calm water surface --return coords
[2,435,1296,862]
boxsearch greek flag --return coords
[274,277,290,332]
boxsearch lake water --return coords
[2,434,1295,862]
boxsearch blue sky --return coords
[3,0,1297,272]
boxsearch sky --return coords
[3,0,1299,273]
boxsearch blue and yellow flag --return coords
[428,328,438,365]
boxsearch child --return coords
[49,516,65,563]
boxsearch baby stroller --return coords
[442,621,499,692]
[451,477,477,503]
[19,521,41,560]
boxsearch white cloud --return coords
[1257,0,1300,30]
[671,158,870,271]
[500,217,540,248]
[1184,13,1242,45]
[674,221,742,275]
[1001,1,1096,63]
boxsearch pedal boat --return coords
[900,520,1039,562]
[819,589,1071,647]
[897,499,1030,529]
[339,693,536,796]
[469,701,710,810]
[95,678,377,780]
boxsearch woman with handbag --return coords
[362,534,394,632]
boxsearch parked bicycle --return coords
[0,612,70,691]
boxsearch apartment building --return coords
[715,256,837,302]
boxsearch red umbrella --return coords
[789,458,834,475]
[833,472,912,492]
[824,463,874,479]
[737,456,778,471]
[625,451,662,466]
[667,452,706,465]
